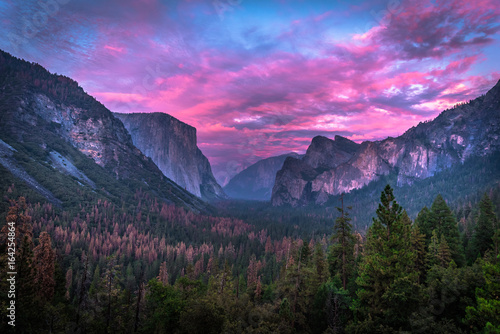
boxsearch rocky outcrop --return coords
[114,112,226,200]
[28,93,137,176]
[224,152,302,200]
[272,80,500,206]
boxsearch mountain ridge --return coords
[272,80,500,206]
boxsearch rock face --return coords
[224,152,302,200]
[26,93,138,177]
[114,112,226,200]
[272,80,500,206]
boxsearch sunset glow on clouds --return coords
[1,0,499,184]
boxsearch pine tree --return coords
[354,185,419,332]
[313,243,327,289]
[246,254,259,291]
[279,298,294,328]
[428,194,465,266]
[158,261,169,285]
[33,232,56,301]
[65,268,73,300]
[493,229,500,257]
[471,193,497,259]
[101,256,124,333]
[299,242,311,266]
[75,252,90,328]
[411,224,427,284]
[255,275,262,300]
[328,196,356,290]
[415,205,432,242]
[278,243,314,331]
[427,230,440,268]
[89,264,100,300]
[438,236,452,267]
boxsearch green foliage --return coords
[354,185,420,332]
[465,255,500,333]
[142,279,185,333]
[315,281,352,334]
[328,202,356,290]
[279,297,293,323]
[411,261,484,333]
[428,194,465,266]
[313,243,328,290]
[416,206,432,242]
[411,224,427,284]
[470,193,498,260]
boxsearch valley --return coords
[0,49,499,333]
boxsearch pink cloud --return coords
[10,0,496,181]
[104,45,125,53]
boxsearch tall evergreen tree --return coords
[278,244,314,331]
[410,224,427,284]
[427,230,440,268]
[428,194,465,266]
[313,243,327,290]
[33,232,56,301]
[437,234,452,268]
[158,261,169,285]
[471,193,497,259]
[328,197,356,290]
[354,185,419,332]
[101,256,125,333]
[493,229,500,258]
[415,205,432,242]
[427,230,453,268]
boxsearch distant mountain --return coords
[0,50,209,212]
[272,80,500,207]
[114,112,226,201]
[223,152,302,200]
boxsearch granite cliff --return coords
[114,112,226,200]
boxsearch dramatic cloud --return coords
[1,0,499,184]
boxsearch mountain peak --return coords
[483,78,500,106]
[334,134,349,141]
[303,134,360,170]
[311,135,330,144]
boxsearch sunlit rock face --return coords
[16,92,149,180]
[272,80,500,207]
[114,112,226,200]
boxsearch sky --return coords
[1,0,499,185]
